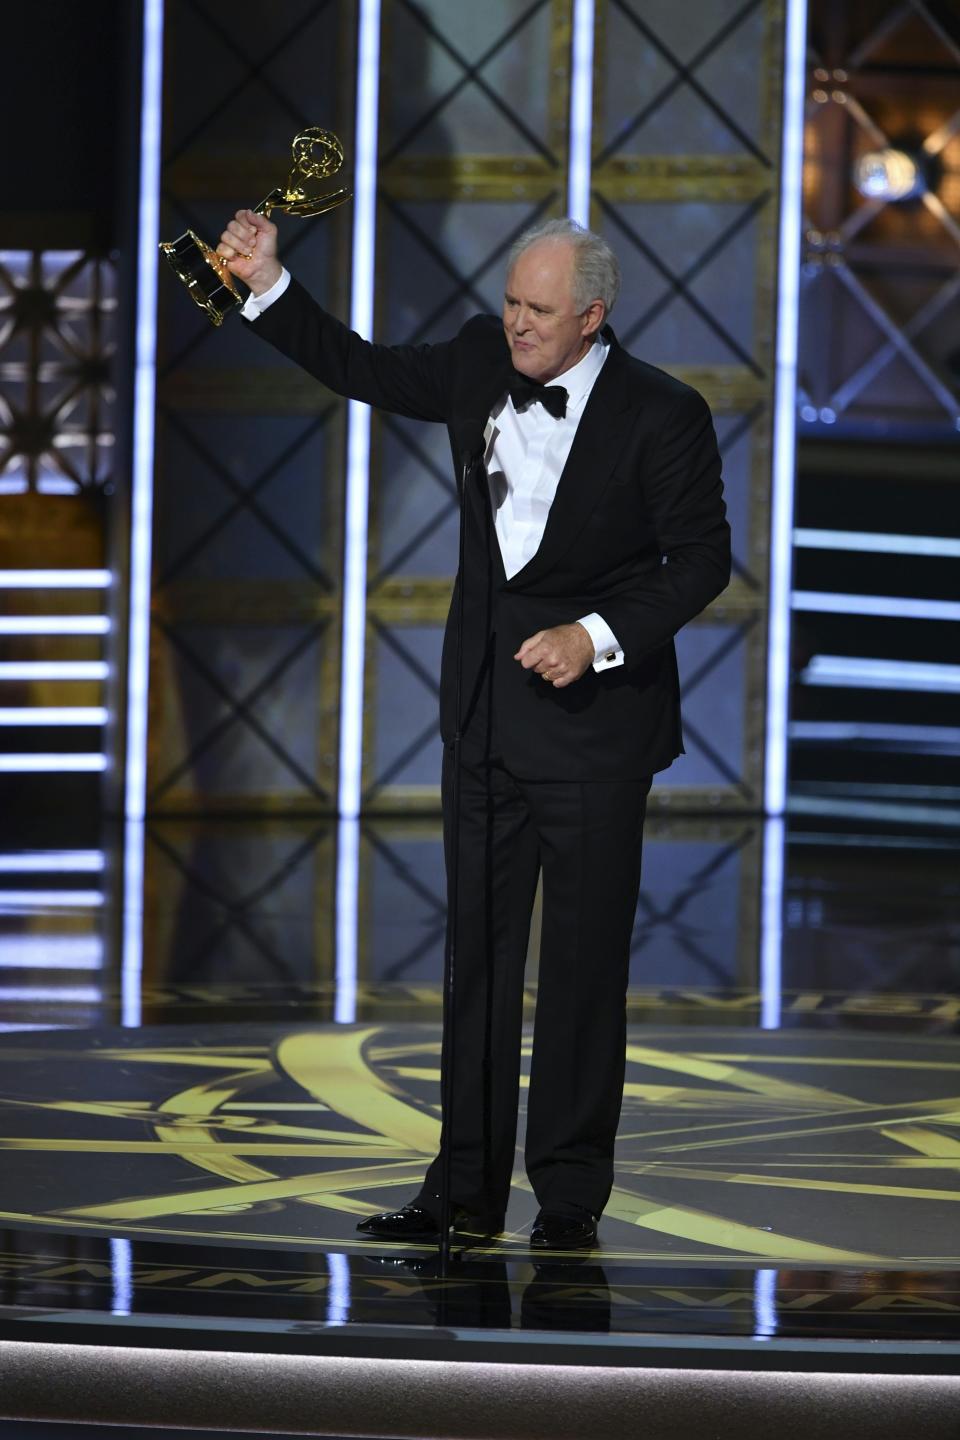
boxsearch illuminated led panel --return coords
[335,0,382,1026]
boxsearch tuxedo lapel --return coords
[505,335,639,588]
[459,345,514,521]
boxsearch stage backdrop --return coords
[144,0,786,818]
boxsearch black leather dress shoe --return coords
[356,1204,440,1240]
[356,1204,503,1241]
[530,1210,598,1250]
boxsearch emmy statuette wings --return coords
[159,127,351,327]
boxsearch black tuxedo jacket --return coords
[248,279,731,780]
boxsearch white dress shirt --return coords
[245,270,624,670]
[487,339,622,670]
[241,268,291,317]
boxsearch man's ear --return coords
[582,299,606,338]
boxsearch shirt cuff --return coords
[240,267,291,320]
[577,613,625,672]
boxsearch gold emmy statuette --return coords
[159,127,351,327]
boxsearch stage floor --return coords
[1,815,959,1366]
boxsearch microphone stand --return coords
[437,442,476,1272]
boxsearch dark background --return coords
[1,2,132,251]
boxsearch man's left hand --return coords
[514,624,595,688]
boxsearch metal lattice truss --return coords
[361,0,783,814]
[134,813,763,1004]
[357,817,762,994]
[141,820,336,993]
[801,0,960,428]
[362,0,573,811]
[589,0,781,812]
[0,251,115,495]
[630,824,758,986]
[147,0,353,812]
[146,0,785,816]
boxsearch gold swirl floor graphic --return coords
[1,1023,960,1266]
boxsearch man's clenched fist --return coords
[514,623,595,688]
[217,209,283,297]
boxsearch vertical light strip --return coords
[760,816,784,1030]
[126,0,163,823]
[335,0,382,1023]
[122,818,146,1028]
[334,817,360,1024]
[753,1268,778,1338]
[122,0,165,1028]
[110,1237,133,1316]
[567,0,596,225]
[339,0,381,819]
[764,0,808,817]
[325,1251,351,1325]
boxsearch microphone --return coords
[441,416,488,1268]
[458,417,487,473]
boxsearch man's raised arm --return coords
[217,209,452,424]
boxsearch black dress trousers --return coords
[418,725,652,1225]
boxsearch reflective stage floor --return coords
[0,813,959,1435]
[5,1021,960,1273]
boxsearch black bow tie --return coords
[508,373,568,419]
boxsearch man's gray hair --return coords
[507,217,621,316]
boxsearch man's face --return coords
[502,240,601,383]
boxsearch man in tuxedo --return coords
[218,210,730,1249]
